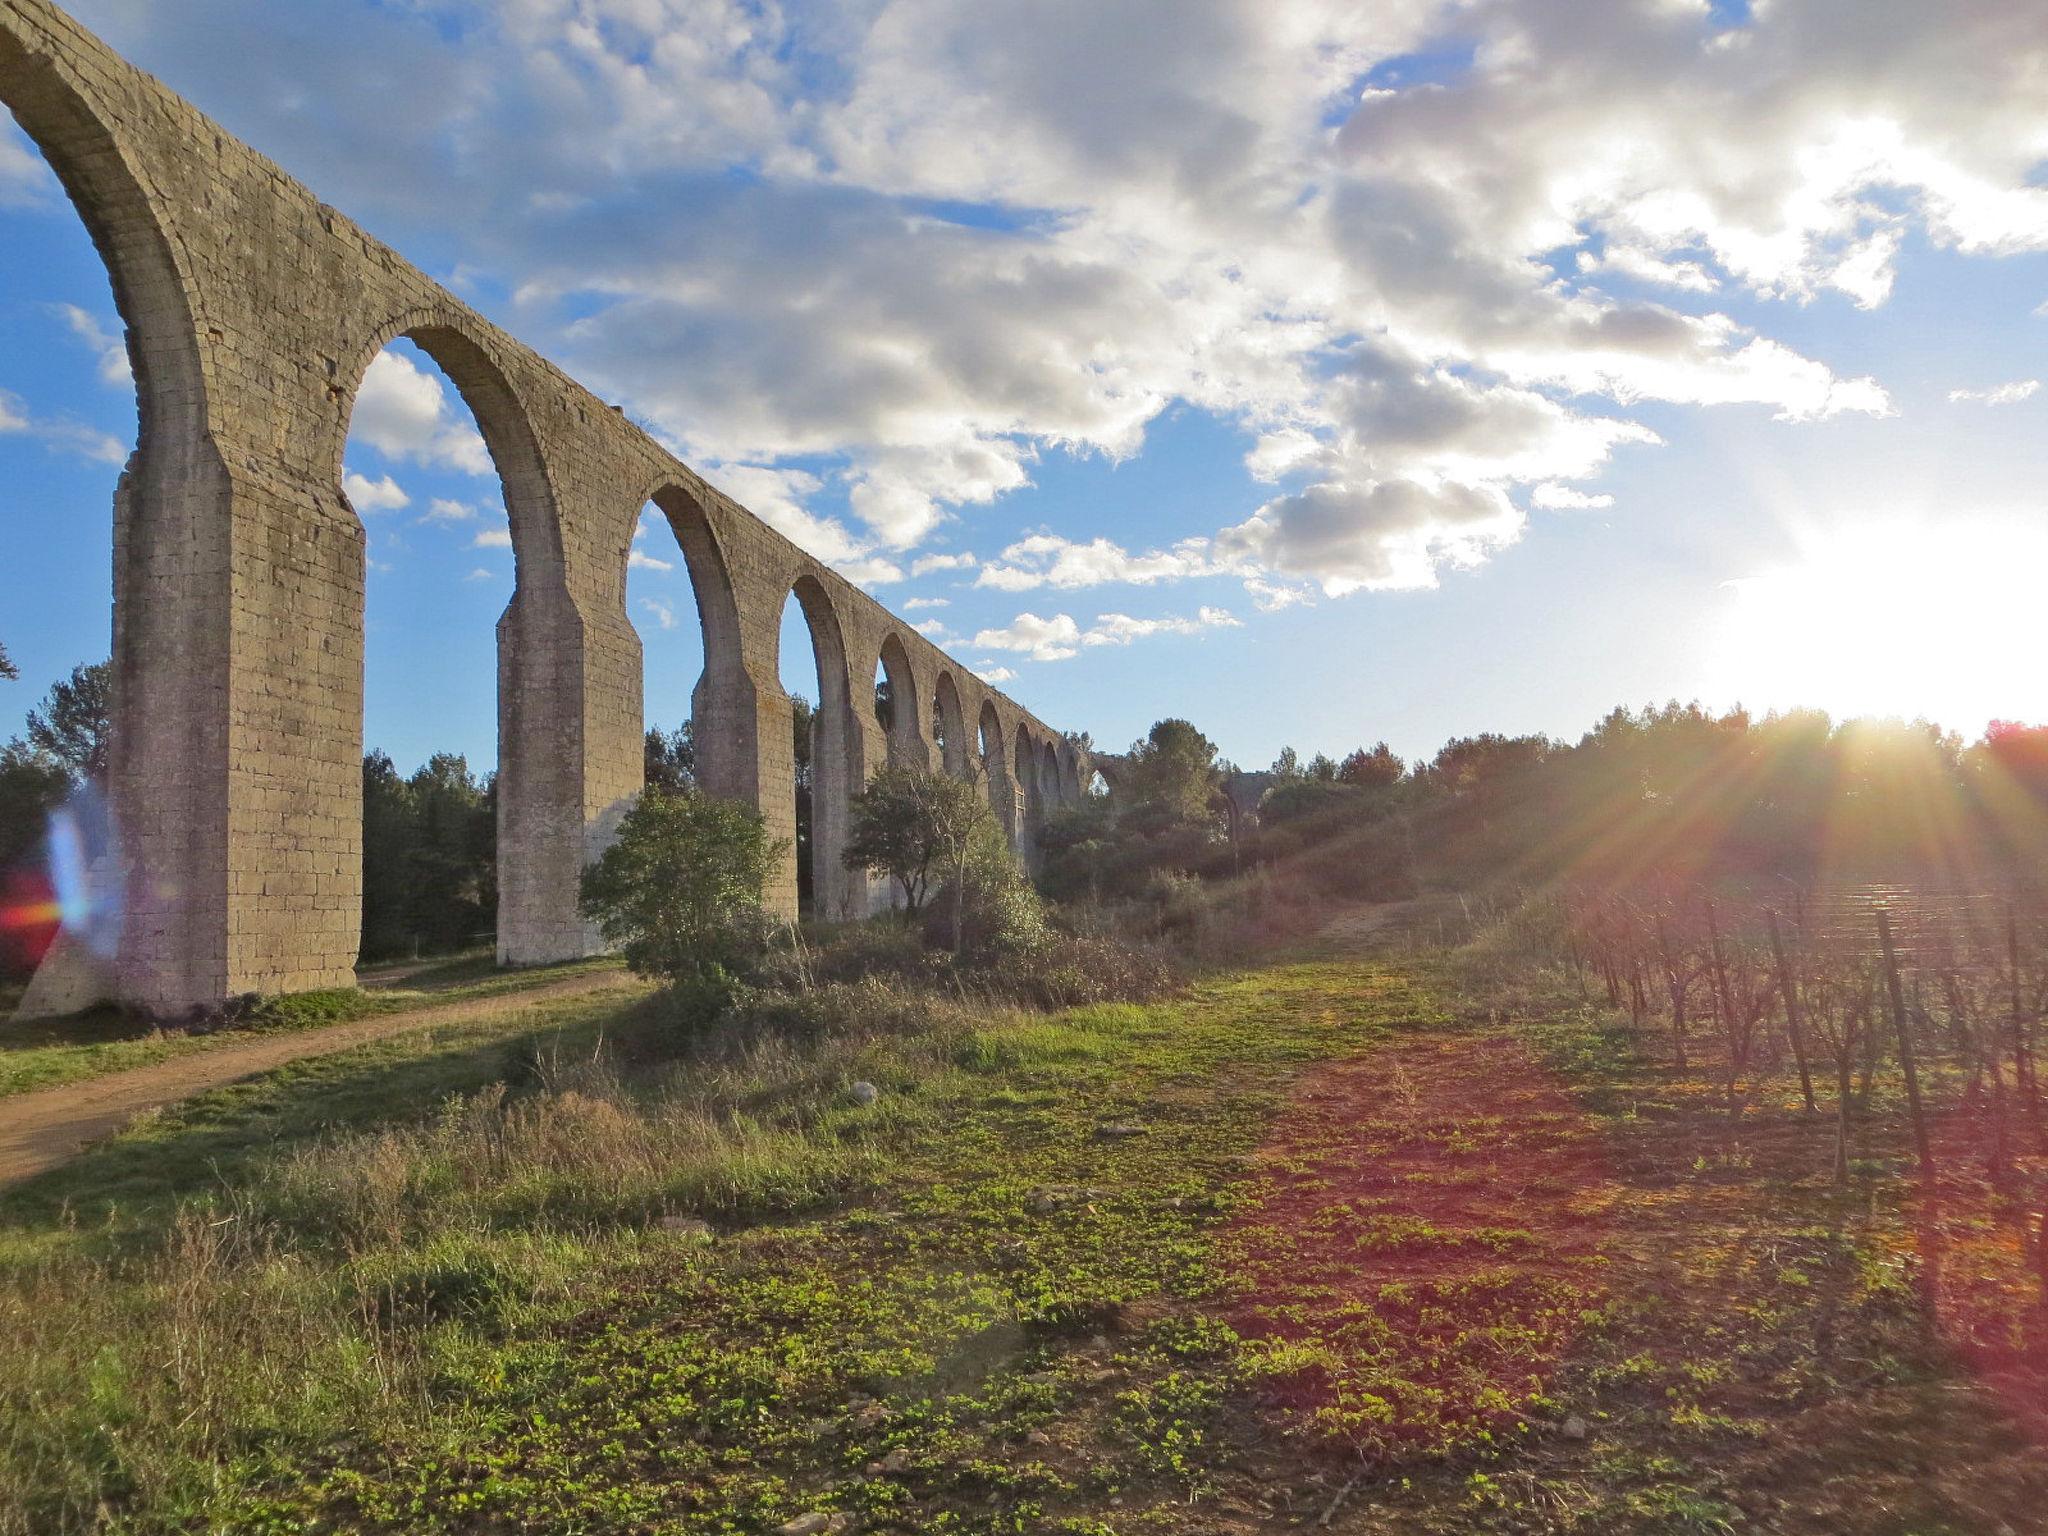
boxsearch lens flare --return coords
[0,780,122,975]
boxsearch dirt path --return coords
[0,969,649,1190]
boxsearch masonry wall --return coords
[1,0,1096,1014]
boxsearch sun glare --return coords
[1709,515,2048,737]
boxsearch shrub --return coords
[843,766,991,925]
[922,818,1046,959]
[579,789,786,992]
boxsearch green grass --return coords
[2,923,2044,1534]
[0,952,625,1100]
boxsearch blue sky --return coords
[5,0,2048,776]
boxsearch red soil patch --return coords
[1222,1032,1615,1457]
[1910,1103,2048,1445]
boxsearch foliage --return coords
[360,751,496,962]
[919,812,1046,959]
[22,660,110,784]
[7,924,2038,1535]
[579,788,785,990]
[842,766,988,920]
[0,640,14,680]
[1337,741,1405,789]
[1121,717,1221,827]
[643,718,697,796]
[0,743,67,876]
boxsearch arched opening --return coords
[978,699,1014,845]
[1014,728,1043,864]
[778,576,853,919]
[339,332,528,965]
[875,633,923,769]
[634,485,743,805]
[1041,742,1062,814]
[0,55,208,1007]
[932,671,970,782]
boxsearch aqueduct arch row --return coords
[2,0,1095,1013]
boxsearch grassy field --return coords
[0,951,625,1100]
[1,919,2043,1532]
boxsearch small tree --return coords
[843,766,988,930]
[580,789,785,988]
[25,660,112,784]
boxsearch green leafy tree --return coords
[580,789,784,986]
[406,753,495,953]
[1123,718,1221,827]
[926,810,1045,958]
[0,641,15,681]
[1338,742,1405,790]
[0,742,68,874]
[645,719,697,795]
[25,661,111,783]
[843,766,988,929]
[357,750,498,962]
[360,751,416,960]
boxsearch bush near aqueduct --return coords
[579,789,786,1003]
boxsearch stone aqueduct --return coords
[1,0,1097,1015]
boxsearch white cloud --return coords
[902,596,950,610]
[1219,480,1524,596]
[706,462,867,565]
[1532,483,1616,511]
[972,605,1240,662]
[910,617,951,640]
[52,305,132,387]
[910,552,978,577]
[639,596,678,631]
[973,663,1017,683]
[473,528,513,549]
[344,471,411,512]
[975,533,1237,592]
[422,497,478,523]
[833,556,905,587]
[1244,576,1311,612]
[1081,607,1242,647]
[0,388,125,464]
[69,0,2048,599]
[351,350,493,475]
[464,566,497,582]
[1948,380,2040,407]
[971,612,1084,662]
[0,120,53,208]
[629,548,675,570]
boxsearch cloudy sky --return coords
[4,0,2047,773]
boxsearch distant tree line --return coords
[1042,702,2048,908]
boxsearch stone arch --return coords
[639,482,744,677]
[1,27,226,1011]
[638,480,756,820]
[1013,724,1043,865]
[0,22,207,474]
[978,697,1014,841]
[932,671,970,781]
[336,312,564,588]
[1059,744,1083,803]
[1041,741,1062,811]
[781,572,862,920]
[876,633,923,768]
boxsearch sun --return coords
[1708,513,2048,737]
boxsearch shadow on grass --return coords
[0,990,674,1247]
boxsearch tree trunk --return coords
[1768,911,1818,1115]
[1878,909,1936,1179]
